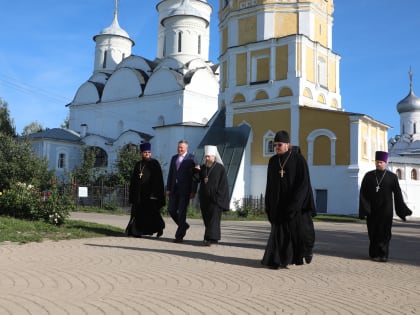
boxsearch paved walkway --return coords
[1,213,419,314]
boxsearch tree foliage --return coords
[113,146,141,185]
[72,146,98,185]
[0,133,53,191]
[22,121,44,136]
[0,98,16,136]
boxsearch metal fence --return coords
[72,185,265,214]
[74,185,130,209]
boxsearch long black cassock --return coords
[196,162,230,242]
[359,169,412,259]
[262,149,316,267]
[127,158,166,236]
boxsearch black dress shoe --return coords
[173,238,183,243]
[203,240,211,246]
[379,256,388,262]
[304,255,313,264]
[156,230,163,238]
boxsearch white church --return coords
[28,0,419,218]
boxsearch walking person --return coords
[194,145,230,246]
[126,142,165,238]
[166,140,198,242]
[261,130,316,269]
[359,151,412,262]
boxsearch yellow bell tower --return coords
[212,0,390,214]
[218,0,341,125]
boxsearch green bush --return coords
[0,182,41,219]
[0,180,75,225]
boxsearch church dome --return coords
[397,69,420,113]
[96,14,130,38]
[397,89,420,113]
[162,0,208,26]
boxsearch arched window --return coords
[411,169,418,180]
[263,130,276,157]
[87,146,108,168]
[178,32,182,53]
[122,143,139,153]
[396,169,402,179]
[57,153,66,169]
[103,51,107,68]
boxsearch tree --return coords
[22,121,44,136]
[113,145,141,185]
[61,114,70,129]
[0,98,16,136]
[72,146,98,185]
[0,133,52,191]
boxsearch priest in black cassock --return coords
[262,130,316,269]
[126,142,165,238]
[359,151,412,262]
[194,145,230,246]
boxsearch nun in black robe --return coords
[194,145,230,245]
[126,143,165,237]
[262,131,316,268]
[359,151,412,261]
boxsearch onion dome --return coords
[162,0,208,26]
[397,68,420,113]
[94,1,131,40]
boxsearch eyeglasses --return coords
[273,143,284,147]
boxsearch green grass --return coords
[313,214,360,223]
[0,216,125,244]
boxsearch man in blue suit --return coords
[166,140,198,242]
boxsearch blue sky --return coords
[1,1,419,138]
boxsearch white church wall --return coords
[310,165,361,216]
[230,152,246,210]
[250,165,267,197]
[398,180,420,218]
[183,92,218,124]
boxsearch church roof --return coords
[94,3,131,41]
[26,128,81,142]
[397,90,420,113]
[162,0,208,26]
[397,69,420,113]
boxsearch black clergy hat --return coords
[274,130,290,143]
[140,142,151,152]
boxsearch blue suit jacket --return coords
[166,152,198,195]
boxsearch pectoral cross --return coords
[139,171,143,179]
[279,169,285,178]
[376,185,380,192]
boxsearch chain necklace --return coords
[278,151,292,178]
[375,170,386,192]
[204,162,216,184]
[138,162,146,179]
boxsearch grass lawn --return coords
[0,216,125,244]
